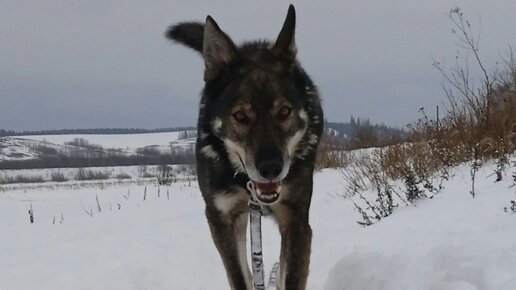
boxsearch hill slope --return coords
[0,131,196,169]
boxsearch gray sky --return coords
[1,0,515,131]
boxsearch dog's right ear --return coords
[202,16,238,81]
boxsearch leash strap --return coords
[247,181,266,290]
[267,262,280,289]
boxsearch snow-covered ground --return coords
[0,164,194,187]
[1,160,515,289]
[324,162,516,290]
[18,131,189,150]
[0,131,197,162]
[0,138,55,161]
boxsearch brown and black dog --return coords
[166,5,323,289]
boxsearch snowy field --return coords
[0,164,195,187]
[18,131,188,150]
[1,161,516,289]
[0,131,196,162]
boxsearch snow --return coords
[0,137,47,161]
[1,132,196,162]
[1,160,515,289]
[324,164,516,290]
[0,164,193,186]
[18,131,187,149]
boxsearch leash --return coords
[246,180,280,290]
[236,155,279,289]
[247,180,266,290]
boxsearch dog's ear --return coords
[271,4,297,62]
[203,16,238,81]
[165,22,204,54]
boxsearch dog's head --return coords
[167,5,320,203]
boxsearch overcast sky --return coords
[1,0,515,131]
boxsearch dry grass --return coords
[315,134,350,170]
[320,7,516,225]
[0,174,45,184]
[75,168,111,181]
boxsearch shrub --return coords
[50,171,68,182]
[335,6,516,224]
[430,8,516,161]
[0,174,45,184]
[31,144,58,156]
[403,167,426,202]
[115,173,132,179]
[64,138,103,150]
[136,146,161,156]
[156,164,174,185]
[75,168,110,181]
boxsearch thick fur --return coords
[166,5,323,290]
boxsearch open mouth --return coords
[254,181,282,204]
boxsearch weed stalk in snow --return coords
[470,159,481,198]
[494,154,509,182]
[81,201,94,217]
[506,169,516,213]
[352,199,373,227]
[96,195,102,213]
[28,203,34,224]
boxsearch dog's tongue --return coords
[255,181,280,194]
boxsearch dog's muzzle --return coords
[252,152,284,204]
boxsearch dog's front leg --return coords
[274,204,312,290]
[205,207,253,290]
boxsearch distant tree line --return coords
[326,117,407,149]
[0,126,197,137]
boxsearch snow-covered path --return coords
[1,164,516,290]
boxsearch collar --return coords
[233,171,251,193]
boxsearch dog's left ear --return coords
[203,16,238,81]
[271,4,297,62]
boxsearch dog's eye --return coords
[233,111,248,123]
[278,106,292,120]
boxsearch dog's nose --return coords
[257,159,283,180]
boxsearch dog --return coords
[166,5,323,289]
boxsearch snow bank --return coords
[324,163,516,290]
